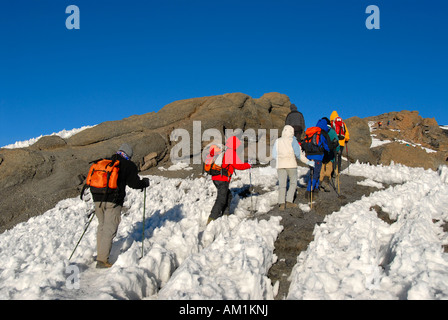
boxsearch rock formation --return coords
[0,92,291,232]
[365,111,448,170]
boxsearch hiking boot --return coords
[320,183,330,192]
[96,260,113,269]
[286,202,298,209]
[278,203,286,211]
[320,177,330,192]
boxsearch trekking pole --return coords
[346,143,350,174]
[249,166,255,216]
[337,172,340,194]
[309,166,314,209]
[69,211,95,261]
[141,188,147,259]
[329,175,340,197]
[336,150,340,194]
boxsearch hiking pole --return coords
[329,175,340,197]
[141,187,147,259]
[346,143,350,174]
[336,151,340,194]
[69,211,95,261]
[249,166,255,216]
[309,166,314,209]
[337,163,340,194]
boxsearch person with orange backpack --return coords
[319,117,340,192]
[330,111,350,174]
[301,119,331,201]
[83,143,149,268]
[206,136,251,225]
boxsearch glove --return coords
[142,178,150,188]
[307,160,315,168]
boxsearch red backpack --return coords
[332,117,346,140]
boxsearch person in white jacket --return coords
[272,125,315,210]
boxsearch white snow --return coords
[1,125,96,149]
[0,159,447,300]
[288,162,448,300]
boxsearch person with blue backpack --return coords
[319,117,341,192]
[301,118,331,201]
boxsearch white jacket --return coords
[273,125,309,169]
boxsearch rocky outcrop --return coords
[0,92,291,232]
[343,116,376,165]
[366,110,448,170]
[367,110,448,153]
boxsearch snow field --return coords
[0,167,283,299]
[1,162,447,300]
[287,162,448,300]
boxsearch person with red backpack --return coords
[301,118,331,201]
[207,136,251,225]
[330,111,350,174]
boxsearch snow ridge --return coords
[0,163,447,300]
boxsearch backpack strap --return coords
[80,183,89,200]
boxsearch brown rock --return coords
[344,116,376,164]
[366,110,448,170]
[0,92,292,232]
[373,142,446,170]
[30,135,67,150]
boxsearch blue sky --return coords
[1,0,447,147]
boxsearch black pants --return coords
[292,125,303,141]
[209,180,233,220]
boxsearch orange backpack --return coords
[83,159,120,195]
[301,127,323,156]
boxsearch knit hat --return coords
[290,104,298,111]
[118,143,133,159]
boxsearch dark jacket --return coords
[306,119,331,162]
[285,105,305,137]
[91,153,148,206]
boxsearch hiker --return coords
[302,119,331,200]
[207,136,251,224]
[272,125,314,210]
[319,117,340,192]
[285,104,306,141]
[91,143,149,268]
[330,111,350,174]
